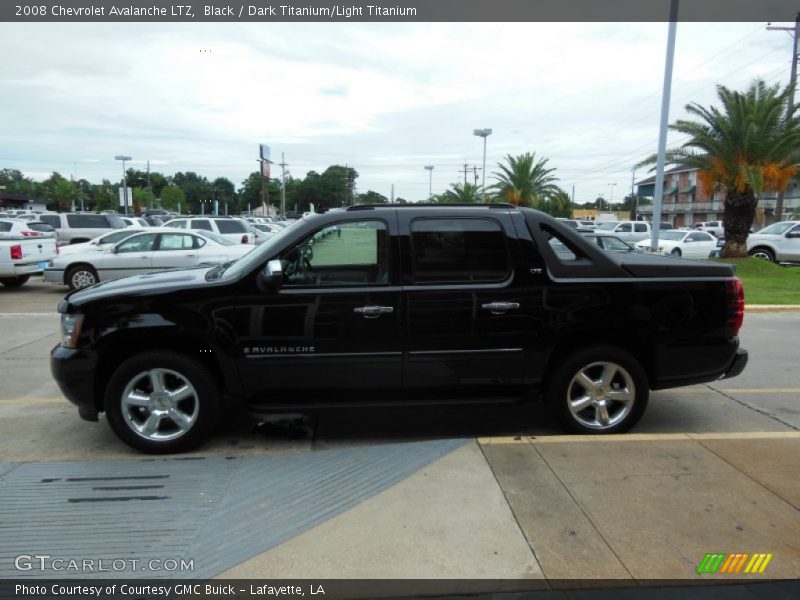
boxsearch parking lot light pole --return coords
[114,155,132,215]
[424,165,434,200]
[473,129,492,202]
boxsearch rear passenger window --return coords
[410,218,510,283]
[191,219,213,231]
[215,220,248,233]
[39,215,60,228]
[67,214,108,228]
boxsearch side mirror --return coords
[257,259,284,293]
[786,231,800,239]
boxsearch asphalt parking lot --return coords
[1,277,799,590]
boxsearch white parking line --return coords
[0,398,65,405]
[479,431,800,444]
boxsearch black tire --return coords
[670,247,682,257]
[0,275,30,287]
[749,247,775,262]
[65,264,98,290]
[545,345,649,434]
[104,351,221,453]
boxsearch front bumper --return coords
[723,348,748,380]
[43,268,65,284]
[50,344,99,420]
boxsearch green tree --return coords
[641,79,800,257]
[356,190,389,204]
[160,185,185,212]
[91,180,116,212]
[491,152,559,207]
[132,188,156,213]
[441,182,482,203]
[539,187,572,217]
[170,171,212,213]
[41,173,76,211]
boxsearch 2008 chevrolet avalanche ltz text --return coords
[50,205,748,453]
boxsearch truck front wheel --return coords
[545,345,649,434]
[104,351,221,453]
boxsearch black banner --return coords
[1,579,798,600]
[2,0,800,23]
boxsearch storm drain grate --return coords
[0,439,465,579]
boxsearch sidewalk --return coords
[219,433,800,587]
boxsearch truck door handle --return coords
[354,305,394,318]
[481,301,520,315]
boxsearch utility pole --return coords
[649,0,678,252]
[278,153,288,217]
[631,167,638,220]
[472,165,480,186]
[460,162,470,185]
[390,183,394,203]
[767,12,800,222]
[147,160,152,196]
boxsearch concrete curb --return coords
[746,304,800,312]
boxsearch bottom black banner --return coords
[1,579,799,600]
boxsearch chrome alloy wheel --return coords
[71,270,96,288]
[566,361,636,430]
[120,368,199,441]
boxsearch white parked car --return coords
[595,220,674,243]
[747,221,800,264]
[694,220,725,237]
[635,230,719,258]
[57,229,146,256]
[43,228,255,289]
[161,216,254,244]
[121,217,153,228]
[0,218,56,239]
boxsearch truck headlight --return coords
[60,314,84,348]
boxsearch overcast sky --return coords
[0,21,793,203]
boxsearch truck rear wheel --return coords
[0,275,30,287]
[104,351,221,453]
[545,345,648,434]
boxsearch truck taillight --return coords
[725,278,744,337]
[56,242,60,255]
[241,234,249,244]
[10,244,23,261]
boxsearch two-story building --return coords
[635,165,800,227]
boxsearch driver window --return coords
[281,220,388,286]
[116,233,158,253]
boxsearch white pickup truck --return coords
[0,237,58,287]
[594,220,674,243]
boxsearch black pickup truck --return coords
[51,205,748,453]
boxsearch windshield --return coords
[196,230,237,246]
[757,222,795,235]
[209,218,304,280]
[598,236,632,251]
[597,222,618,231]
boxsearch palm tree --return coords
[491,153,559,207]
[440,182,481,203]
[649,79,800,257]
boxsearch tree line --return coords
[0,153,580,218]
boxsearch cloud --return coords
[0,21,789,201]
